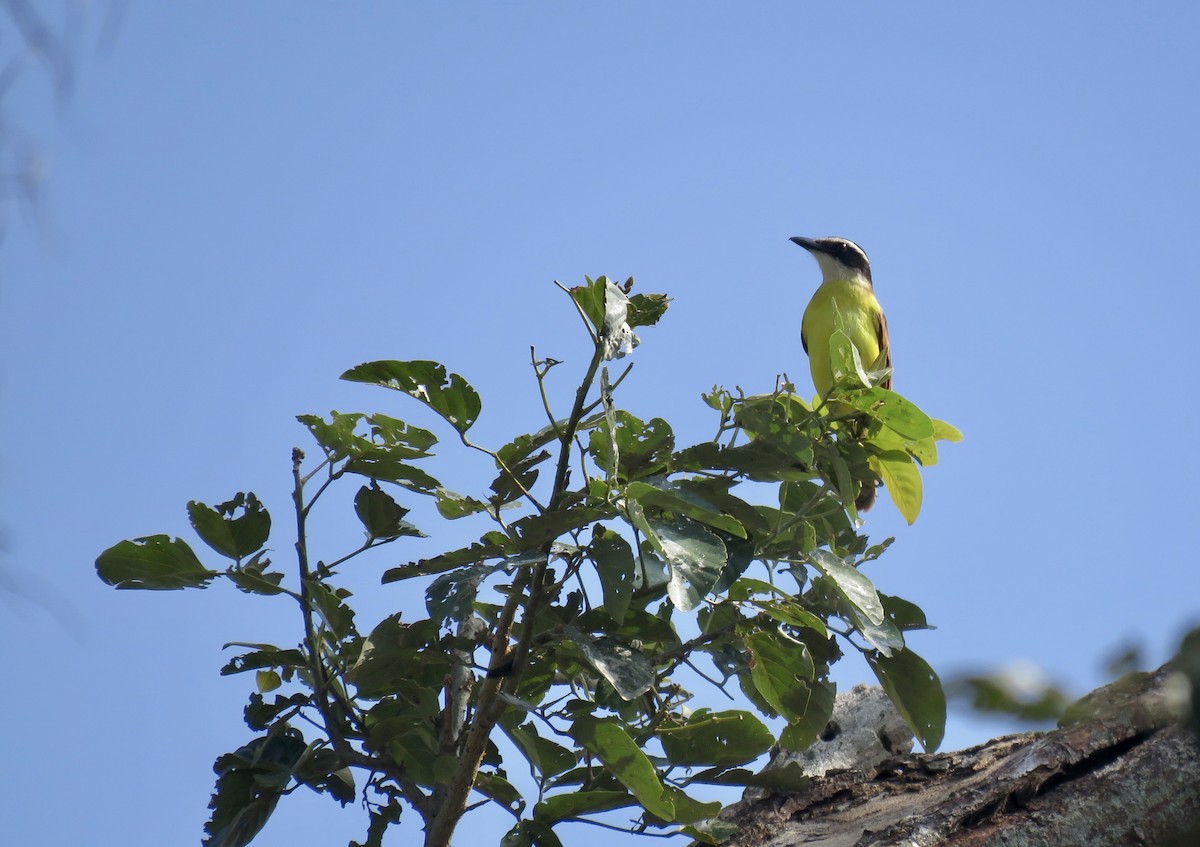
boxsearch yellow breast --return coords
[801,279,884,397]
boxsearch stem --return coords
[292,449,330,721]
[531,345,564,439]
[291,449,429,817]
[424,338,607,847]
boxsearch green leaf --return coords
[505,723,578,779]
[345,451,443,493]
[364,413,439,457]
[590,526,635,623]
[828,327,871,389]
[806,549,884,626]
[295,748,355,804]
[533,790,635,824]
[704,762,812,791]
[881,593,935,632]
[297,411,439,462]
[673,440,799,476]
[341,360,481,435]
[348,615,449,699]
[353,484,425,541]
[676,477,771,536]
[847,387,935,440]
[578,607,682,654]
[426,563,503,624]
[566,626,654,701]
[729,576,790,601]
[659,709,773,768]
[853,612,904,658]
[383,532,511,582]
[952,670,1070,722]
[589,412,674,481]
[296,411,368,460]
[204,730,308,847]
[871,450,923,525]
[490,449,547,507]
[625,481,746,539]
[498,413,608,466]
[433,488,490,519]
[225,551,287,596]
[510,506,612,549]
[569,276,609,335]
[220,645,307,676]
[351,799,403,847]
[731,394,818,468]
[744,629,815,722]
[570,715,674,821]
[649,518,727,612]
[681,818,741,845]
[96,536,216,590]
[659,785,723,825]
[502,819,564,847]
[308,581,357,641]
[187,494,271,560]
[867,647,946,752]
[778,678,837,751]
[750,599,828,636]
[474,771,523,812]
[933,418,964,443]
[627,292,670,328]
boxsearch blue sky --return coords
[2,4,1198,845]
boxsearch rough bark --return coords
[722,668,1200,847]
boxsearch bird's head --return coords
[790,236,873,285]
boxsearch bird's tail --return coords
[848,414,880,513]
[855,480,878,512]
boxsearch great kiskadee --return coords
[791,235,891,510]
[791,236,891,395]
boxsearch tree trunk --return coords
[722,668,1200,846]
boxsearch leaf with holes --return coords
[342,360,481,435]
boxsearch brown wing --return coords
[876,309,892,389]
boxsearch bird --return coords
[791,235,892,510]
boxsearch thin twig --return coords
[531,345,564,439]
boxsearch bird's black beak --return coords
[790,236,818,252]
